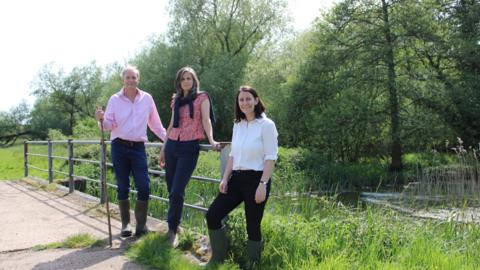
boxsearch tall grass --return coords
[404,139,480,206]
[223,204,480,269]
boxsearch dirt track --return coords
[0,180,151,269]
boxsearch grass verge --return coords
[126,233,238,270]
[32,233,104,251]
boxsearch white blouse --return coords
[229,113,278,171]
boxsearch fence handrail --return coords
[24,140,231,213]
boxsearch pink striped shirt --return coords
[101,89,167,142]
[168,93,208,141]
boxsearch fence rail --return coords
[24,140,230,212]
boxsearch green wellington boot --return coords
[134,200,149,237]
[204,227,228,266]
[118,199,132,237]
[246,240,263,270]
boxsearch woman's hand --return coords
[159,148,165,168]
[219,179,229,194]
[255,184,267,204]
[210,140,221,151]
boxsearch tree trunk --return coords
[381,0,402,171]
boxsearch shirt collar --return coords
[117,88,144,101]
[241,113,267,124]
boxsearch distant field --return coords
[0,144,25,180]
[0,143,50,180]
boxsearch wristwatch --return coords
[260,180,268,185]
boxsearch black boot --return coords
[118,199,132,237]
[246,240,262,269]
[134,200,149,237]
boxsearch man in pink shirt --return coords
[95,65,167,237]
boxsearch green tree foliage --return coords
[31,62,105,136]
[29,96,70,139]
[276,0,471,169]
[243,30,317,146]
[399,0,480,146]
[134,38,178,132]
[283,0,403,165]
[134,0,288,140]
[0,101,31,146]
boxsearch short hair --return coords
[121,65,140,79]
[234,85,266,122]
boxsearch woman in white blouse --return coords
[205,86,278,268]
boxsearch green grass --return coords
[0,142,69,180]
[32,233,104,251]
[230,204,480,269]
[0,143,27,180]
[126,233,238,270]
[3,143,480,268]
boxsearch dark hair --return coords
[234,86,266,123]
[174,67,200,100]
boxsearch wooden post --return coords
[99,140,106,204]
[48,140,53,183]
[24,141,28,177]
[68,139,74,193]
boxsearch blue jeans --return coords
[164,139,200,232]
[111,138,150,201]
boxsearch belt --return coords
[114,138,144,147]
[232,170,261,174]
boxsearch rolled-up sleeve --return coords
[148,98,167,142]
[262,120,278,161]
[100,96,117,131]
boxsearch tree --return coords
[29,96,70,139]
[31,62,104,135]
[0,101,31,146]
[281,0,464,169]
[142,0,286,140]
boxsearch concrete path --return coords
[0,180,144,270]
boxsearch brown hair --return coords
[234,85,266,123]
[174,67,200,100]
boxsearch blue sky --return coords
[0,0,336,112]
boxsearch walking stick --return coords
[99,116,113,247]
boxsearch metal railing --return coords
[24,140,230,212]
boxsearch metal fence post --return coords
[220,144,231,178]
[48,140,53,183]
[68,139,74,193]
[24,141,28,177]
[100,140,106,204]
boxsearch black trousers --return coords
[206,170,271,241]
